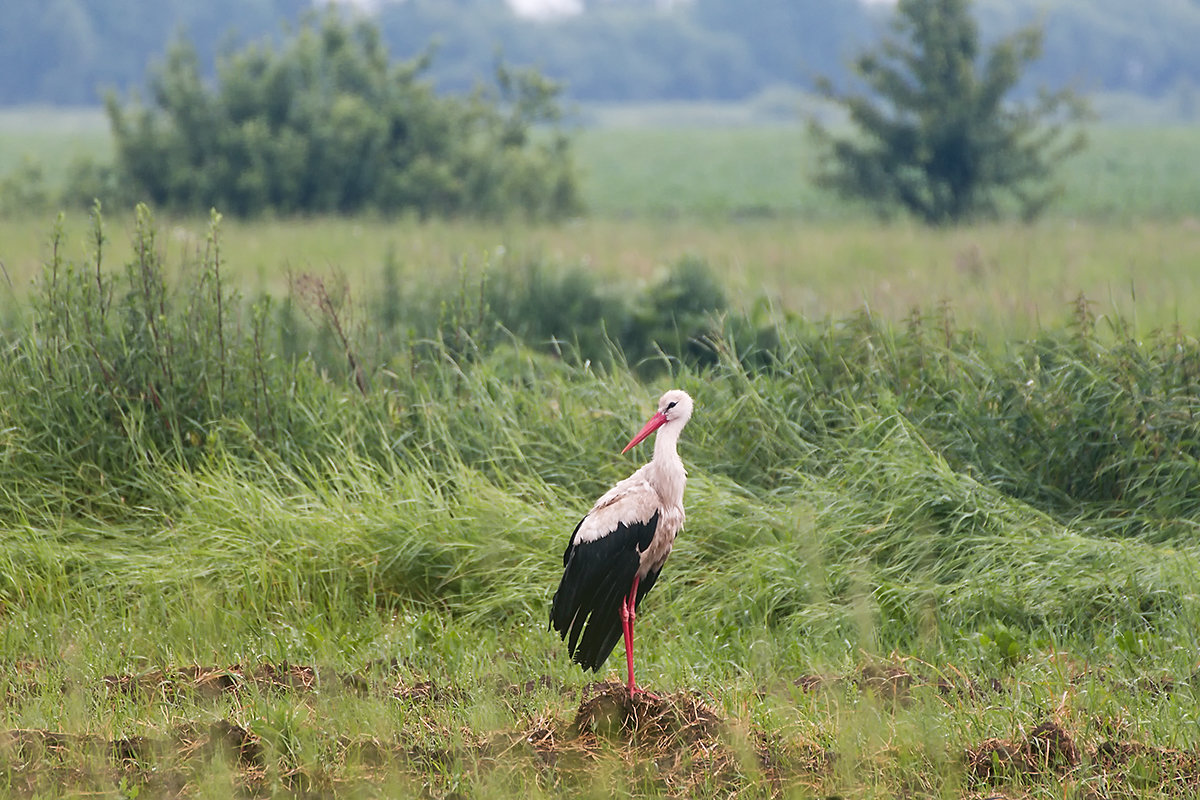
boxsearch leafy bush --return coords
[358,250,751,374]
[622,254,729,367]
[102,11,581,219]
[58,154,138,211]
[479,255,740,370]
[0,156,50,215]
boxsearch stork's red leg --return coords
[622,575,640,695]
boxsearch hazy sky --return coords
[505,0,895,17]
[508,0,582,16]
[333,0,897,18]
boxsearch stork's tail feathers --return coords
[550,514,660,671]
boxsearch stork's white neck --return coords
[646,419,687,507]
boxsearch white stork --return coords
[550,389,694,695]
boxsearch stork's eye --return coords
[666,401,677,410]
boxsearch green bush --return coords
[0,156,50,215]
[478,255,740,371]
[58,154,138,211]
[102,11,581,219]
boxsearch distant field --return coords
[1,105,1198,221]
[575,125,839,219]
[574,123,1200,220]
[3,214,1199,341]
[2,103,1198,343]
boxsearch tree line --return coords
[3,0,1088,224]
[3,0,1200,106]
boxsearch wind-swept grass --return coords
[4,205,1200,650]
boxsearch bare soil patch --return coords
[967,720,1080,781]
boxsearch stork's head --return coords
[622,389,694,453]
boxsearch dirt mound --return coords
[785,660,1004,702]
[1092,740,1200,794]
[966,720,1080,782]
[512,681,772,795]
[391,678,463,704]
[574,682,724,744]
[0,721,265,797]
[102,662,366,700]
[967,722,1200,796]
[857,662,916,700]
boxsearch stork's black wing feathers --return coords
[562,518,584,567]
[549,511,661,671]
[577,562,661,675]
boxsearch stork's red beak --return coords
[622,411,667,454]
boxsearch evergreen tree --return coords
[811,0,1089,224]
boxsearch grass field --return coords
[4,213,1199,341]
[574,123,1200,221]
[0,109,1199,798]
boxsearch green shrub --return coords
[622,254,729,368]
[482,259,630,360]
[102,11,581,219]
[0,156,50,215]
[58,154,137,210]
